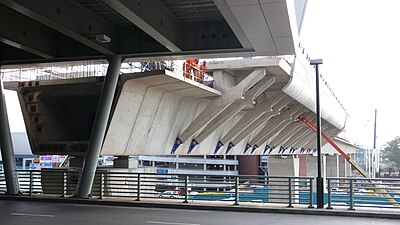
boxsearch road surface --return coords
[0,200,398,225]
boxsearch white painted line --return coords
[146,221,200,225]
[11,213,55,218]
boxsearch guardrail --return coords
[0,170,313,207]
[327,177,400,210]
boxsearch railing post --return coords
[349,179,354,210]
[61,171,66,198]
[308,178,314,208]
[99,172,104,199]
[183,175,188,203]
[234,176,239,205]
[135,173,141,201]
[29,170,33,196]
[288,177,293,208]
[327,178,332,209]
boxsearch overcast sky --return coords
[300,0,400,149]
[4,0,400,150]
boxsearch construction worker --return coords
[195,60,208,83]
[183,59,198,80]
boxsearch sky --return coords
[299,0,400,149]
[3,0,400,150]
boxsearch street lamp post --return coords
[310,59,324,208]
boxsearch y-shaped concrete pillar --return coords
[76,55,122,198]
[226,96,292,152]
[174,68,266,153]
[219,93,285,145]
[0,71,20,195]
[249,104,305,150]
[193,76,275,148]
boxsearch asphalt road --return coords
[0,200,399,225]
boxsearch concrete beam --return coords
[178,68,265,142]
[0,0,115,55]
[194,76,275,143]
[268,121,304,147]
[250,104,305,148]
[103,0,181,52]
[220,93,285,144]
[230,95,292,146]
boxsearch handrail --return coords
[0,170,313,208]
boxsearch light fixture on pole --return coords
[310,58,324,208]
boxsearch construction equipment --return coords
[297,115,399,206]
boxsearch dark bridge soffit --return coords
[0,0,116,55]
[102,0,181,52]
[0,5,57,59]
[213,0,252,49]
[0,0,250,64]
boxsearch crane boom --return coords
[297,115,398,206]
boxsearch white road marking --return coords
[11,212,55,218]
[146,221,200,225]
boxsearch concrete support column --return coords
[305,155,327,190]
[114,156,139,169]
[268,156,299,177]
[336,155,340,177]
[76,55,122,198]
[339,155,346,177]
[268,156,299,203]
[326,155,339,177]
[0,72,20,195]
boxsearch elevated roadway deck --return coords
[4,57,347,156]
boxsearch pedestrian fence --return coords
[0,170,312,207]
[3,170,400,210]
[327,177,400,210]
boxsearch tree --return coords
[381,137,400,176]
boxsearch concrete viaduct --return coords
[0,0,349,199]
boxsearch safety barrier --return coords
[327,177,400,210]
[0,170,313,207]
[1,59,213,86]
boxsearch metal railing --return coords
[1,58,213,87]
[327,177,400,210]
[0,170,313,207]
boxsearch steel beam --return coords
[0,5,57,58]
[103,0,181,52]
[0,0,115,55]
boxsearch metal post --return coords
[288,177,293,208]
[308,178,314,208]
[310,59,324,208]
[373,109,377,149]
[61,171,66,198]
[183,175,188,203]
[29,171,33,196]
[99,173,104,199]
[349,179,354,210]
[327,178,332,209]
[136,173,141,201]
[234,176,239,205]
[0,72,20,195]
[75,55,122,198]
